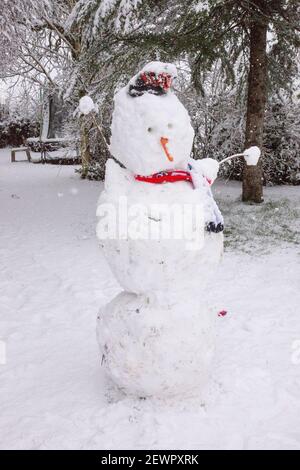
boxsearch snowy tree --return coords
[0,0,99,175]
[1,0,298,188]
[83,0,299,200]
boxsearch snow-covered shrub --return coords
[183,87,299,185]
[0,118,39,148]
[181,84,246,180]
[213,98,300,186]
[263,100,300,185]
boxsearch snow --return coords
[97,160,222,397]
[140,61,177,78]
[27,137,70,143]
[101,67,224,397]
[110,77,194,175]
[243,146,261,166]
[97,160,222,295]
[190,157,220,183]
[194,1,209,14]
[78,96,97,116]
[1,147,300,449]
[97,291,216,398]
[41,96,50,140]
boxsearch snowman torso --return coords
[97,159,223,300]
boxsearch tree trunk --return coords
[80,117,91,178]
[242,5,268,203]
[78,83,91,179]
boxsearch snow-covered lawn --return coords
[0,147,300,450]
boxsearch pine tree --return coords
[88,0,299,200]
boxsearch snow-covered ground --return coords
[0,147,300,450]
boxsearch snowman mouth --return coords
[160,137,174,162]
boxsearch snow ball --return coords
[195,158,219,182]
[243,146,261,166]
[78,96,97,116]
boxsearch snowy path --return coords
[1,148,300,449]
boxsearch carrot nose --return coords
[160,136,174,162]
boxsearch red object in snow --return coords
[140,71,173,90]
[135,169,193,185]
[218,310,227,317]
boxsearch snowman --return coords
[96,62,225,398]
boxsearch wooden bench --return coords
[11,147,31,163]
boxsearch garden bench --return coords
[11,147,31,163]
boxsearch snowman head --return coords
[110,62,195,175]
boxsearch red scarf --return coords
[135,169,212,186]
[135,169,193,185]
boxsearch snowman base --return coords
[97,291,216,399]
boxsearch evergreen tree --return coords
[87,0,299,200]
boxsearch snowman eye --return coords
[147,127,153,133]
[168,123,173,129]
